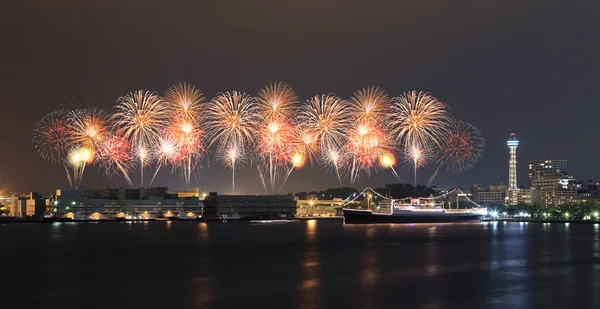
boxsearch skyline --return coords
[1,0,598,194]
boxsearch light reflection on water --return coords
[2,221,599,308]
[299,220,322,309]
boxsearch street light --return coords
[564,212,570,219]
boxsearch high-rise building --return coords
[507,133,519,189]
[527,159,568,187]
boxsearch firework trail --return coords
[320,146,344,184]
[164,83,205,187]
[402,141,433,186]
[279,151,306,192]
[438,120,485,173]
[389,91,452,151]
[32,110,74,187]
[378,152,402,182]
[149,133,179,186]
[256,82,299,193]
[68,146,94,187]
[216,141,247,194]
[113,90,167,186]
[96,134,133,185]
[69,107,110,150]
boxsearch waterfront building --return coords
[295,198,348,217]
[506,188,540,206]
[54,187,203,219]
[203,193,296,219]
[528,172,578,207]
[531,173,578,191]
[528,159,568,187]
[471,185,507,206]
[169,188,200,198]
[539,190,577,207]
[9,192,47,217]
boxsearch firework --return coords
[205,91,259,150]
[389,91,452,150]
[149,133,179,186]
[96,134,133,185]
[299,94,352,159]
[68,146,94,187]
[164,118,205,187]
[402,141,433,185]
[438,120,485,173]
[350,86,390,124]
[378,152,402,181]
[70,107,110,149]
[205,91,259,191]
[216,141,247,194]
[113,90,166,185]
[320,146,345,184]
[255,82,300,193]
[163,83,206,187]
[345,122,391,183]
[32,110,74,186]
[164,82,204,122]
[32,84,486,189]
[257,82,298,122]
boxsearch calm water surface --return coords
[1,221,599,309]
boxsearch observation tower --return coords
[507,133,519,189]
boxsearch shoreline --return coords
[482,218,600,224]
[0,216,344,224]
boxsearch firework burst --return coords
[389,91,452,151]
[255,82,300,193]
[350,86,390,124]
[32,110,74,186]
[113,90,166,185]
[149,133,179,186]
[165,118,205,187]
[70,107,110,150]
[164,82,204,122]
[345,122,391,183]
[402,141,434,185]
[216,141,247,194]
[438,120,485,173]
[96,134,133,185]
[163,83,206,187]
[299,94,352,160]
[68,146,94,187]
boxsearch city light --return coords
[489,210,498,217]
[564,212,570,218]
[595,212,599,218]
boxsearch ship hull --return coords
[343,209,484,224]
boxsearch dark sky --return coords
[1,0,598,195]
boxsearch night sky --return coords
[1,0,598,195]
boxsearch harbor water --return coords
[1,220,599,308]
